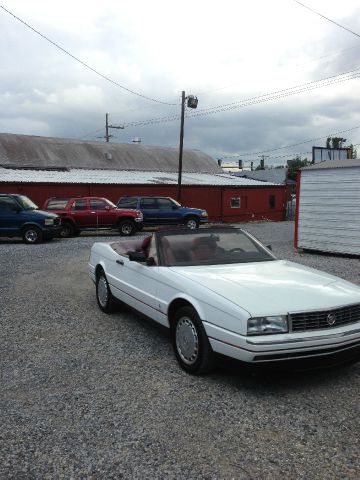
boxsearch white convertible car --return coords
[89,227,360,374]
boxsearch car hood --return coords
[170,260,360,316]
[29,209,59,219]
[183,207,206,213]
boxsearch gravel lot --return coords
[1,221,360,479]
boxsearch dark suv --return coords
[0,194,61,244]
[117,196,208,229]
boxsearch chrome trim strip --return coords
[289,302,360,315]
[246,327,360,345]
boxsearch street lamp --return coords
[177,91,198,201]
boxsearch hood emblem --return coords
[327,313,336,326]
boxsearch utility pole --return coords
[177,91,198,202]
[258,154,269,170]
[105,113,124,142]
[177,91,186,202]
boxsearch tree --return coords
[348,144,357,159]
[326,137,347,149]
[287,155,311,182]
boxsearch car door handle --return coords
[116,259,124,265]
[90,211,96,214]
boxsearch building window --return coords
[269,195,276,209]
[230,197,241,208]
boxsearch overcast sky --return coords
[1,0,360,167]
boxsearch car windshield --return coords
[158,228,276,266]
[15,195,38,210]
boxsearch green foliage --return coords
[287,155,311,182]
[348,144,357,159]
[326,137,347,149]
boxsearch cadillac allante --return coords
[89,227,360,374]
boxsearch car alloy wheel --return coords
[185,217,199,229]
[60,222,74,238]
[119,220,135,236]
[23,226,42,244]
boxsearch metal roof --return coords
[302,159,360,170]
[0,133,222,174]
[0,167,281,187]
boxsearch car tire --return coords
[172,306,214,374]
[118,219,136,236]
[184,217,199,229]
[60,222,75,238]
[96,270,118,313]
[22,226,43,244]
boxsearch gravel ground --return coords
[1,221,360,479]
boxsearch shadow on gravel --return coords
[111,305,360,393]
[207,355,359,393]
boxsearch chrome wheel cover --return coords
[97,275,109,307]
[25,229,38,243]
[175,316,199,365]
[186,219,197,229]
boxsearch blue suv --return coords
[117,196,208,229]
[0,194,61,243]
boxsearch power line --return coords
[123,68,360,128]
[198,44,360,97]
[188,67,360,117]
[293,1,360,40]
[219,125,360,159]
[0,4,178,106]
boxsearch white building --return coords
[295,159,360,255]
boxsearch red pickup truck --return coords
[43,197,143,237]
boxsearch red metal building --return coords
[0,134,288,222]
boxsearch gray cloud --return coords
[1,2,360,169]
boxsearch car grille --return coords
[290,303,360,332]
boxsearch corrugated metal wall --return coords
[297,167,360,254]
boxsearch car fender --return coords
[167,293,206,322]
[167,290,250,336]
[20,221,45,231]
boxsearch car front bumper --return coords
[204,321,360,365]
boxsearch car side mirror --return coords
[105,205,110,210]
[266,244,272,251]
[128,251,147,262]
[172,205,178,210]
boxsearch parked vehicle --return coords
[117,196,208,229]
[89,227,360,374]
[0,194,61,244]
[43,197,143,237]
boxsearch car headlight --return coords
[44,218,54,226]
[247,316,288,335]
[201,211,208,217]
